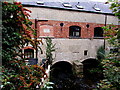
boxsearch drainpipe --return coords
[105,14,107,26]
[104,14,107,49]
[35,18,38,58]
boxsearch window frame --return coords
[24,49,34,59]
[69,26,81,38]
[94,27,104,38]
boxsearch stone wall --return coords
[37,38,104,64]
[26,7,119,25]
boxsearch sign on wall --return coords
[43,29,50,33]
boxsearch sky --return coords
[90,0,107,2]
[17,0,109,2]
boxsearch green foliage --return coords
[97,46,105,61]
[2,1,33,65]
[46,38,55,64]
[97,24,120,89]
[110,1,120,19]
[102,24,119,47]
[1,64,47,89]
[97,1,120,89]
[2,2,46,89]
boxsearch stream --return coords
[50,68,99,90]
[50,60,103,89]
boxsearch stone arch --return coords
[52,60,73,66]
[51,61,73,79]
[81,58,102,81]
[51,60,73,72]
[81,57,96,63]
[82,58,98,65]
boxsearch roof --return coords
[18,0,113,15]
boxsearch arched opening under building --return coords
[69,26,81,38]
[82,58,103,83]
[50,61,74,89]
[51,61,73,79]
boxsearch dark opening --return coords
[24,49,34,59]
[60,23,64,27]
[69,26,81,38]
[94,27,103,37]
[110,48,119,54]
[84,50,88,56]
[51,61,73,78]
[50,61,73,89]
[29,58,38,65]
[82,59,103,82]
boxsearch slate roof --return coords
[18,0,113,15]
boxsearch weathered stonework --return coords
[73,60,83,77]
[22,5,119,73]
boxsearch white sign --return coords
[43,29,50,33]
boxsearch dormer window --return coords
[36,1,44,5]
[63,3,72,8]
[93,4,101,11]
[76,5,84,9]
[94,7,101,11]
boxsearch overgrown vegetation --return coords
[1,2,47,89]
[98,25,120,89]
[97,46,105,61]
[97,1,120,89]
[89,46,105,78]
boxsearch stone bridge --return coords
[49,38,104,77]
[51,57,98,77]
[26,38,104,77]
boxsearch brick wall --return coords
[31,20,105,38]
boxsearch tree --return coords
[97,1,120,89]
[46,38,55,65]
[1,2,47,89]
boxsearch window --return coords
[63,3,72,7]
[24,49,34,59]
[36,1,44,5]
[69,26,81,37]
[93,7,101,11]
[76,5,84,9]
[84,50,88,56]
[93,4,101,11]
[110,47,118,54]
[94,27,103,37]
